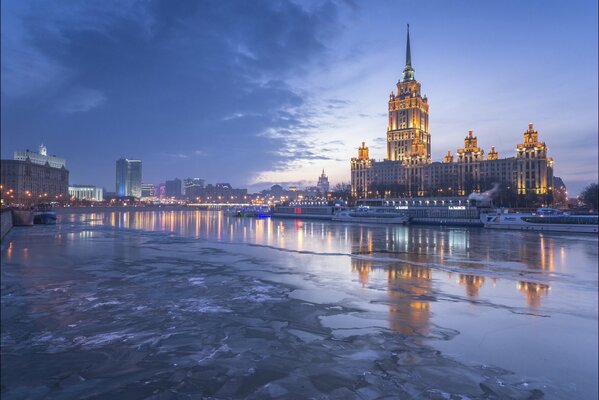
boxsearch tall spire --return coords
[402,24,415,82]
[406,24,411,66]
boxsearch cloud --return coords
[247,179,313,191]
[57,87,106,113]
[164,153,189,159]
[1,0,351,188]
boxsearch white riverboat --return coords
[272,200,346,220]
[332,208,409,224]
[481,208,598,234]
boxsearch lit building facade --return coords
[115,158,142,198]
[69,185,103,201]
[351,26,554,202]
[1,159,69,203]
[183,178,205,197]
[14,144,66,169]
[141,183,155,198]
[192,183,248,203]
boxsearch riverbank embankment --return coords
[1,208,13,240]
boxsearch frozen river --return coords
[1,209,597,399]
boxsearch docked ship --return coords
[332,208,408,224]
[271,201,344,220]
[356,197,488,226]
[224,206,271,218]
[481,208,599,234]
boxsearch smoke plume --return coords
[468,183,500,202]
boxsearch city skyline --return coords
[2,1,598,195]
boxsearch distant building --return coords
[351,26,554,205]
[165,178,183,198]
[270,184,284,194]
[69,185,103,202]
[183,178,205,197]
[141,183,155,198]
[317,169,330,193]
[195,183,247,203]
[115,158,142,198]
[13,144,66,169]
[157,183,166,199]
[1,158,69,203]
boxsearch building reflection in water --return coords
[351,258,431,337]
[458,274,485,298]
[55,210,563,311]
[517,281,550,308]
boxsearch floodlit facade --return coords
[351,26,554,201]
[13,144,66,169]
[69,185,104,201]
[1,159,69,203]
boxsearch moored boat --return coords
[224,206,271,218]
[481,208,598,234]
[356,197,487,226]
[272,201,344,220]
[332,208,408,224]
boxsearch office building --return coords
[165,178,183,198]
[184,178,205,197]
[115,158,142,198]
[141,183,155,198]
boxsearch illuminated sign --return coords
[396,206,409,209]
[448,206,466,210]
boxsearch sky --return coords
[2,0,598,195]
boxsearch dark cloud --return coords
[246,180,313,191]
[1,0,349,188]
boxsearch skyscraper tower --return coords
[386,25,430,163]
[116,158,142,198]
[317,169,330,193]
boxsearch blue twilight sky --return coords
[2,0,597,195]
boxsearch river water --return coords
[1,209,597,399]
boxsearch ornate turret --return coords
[443,150,454,163]
[487,146,498,160]
[357,142,369,160]
[457,130,484,162]
[518,123,545,149]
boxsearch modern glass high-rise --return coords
[115,158,142,198]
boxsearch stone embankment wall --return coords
[1,209,13,241]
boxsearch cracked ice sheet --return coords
[0,209,597,399]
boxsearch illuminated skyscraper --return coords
[116,158,142,198]
[351,26,555,203]
[386,25,430,163]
